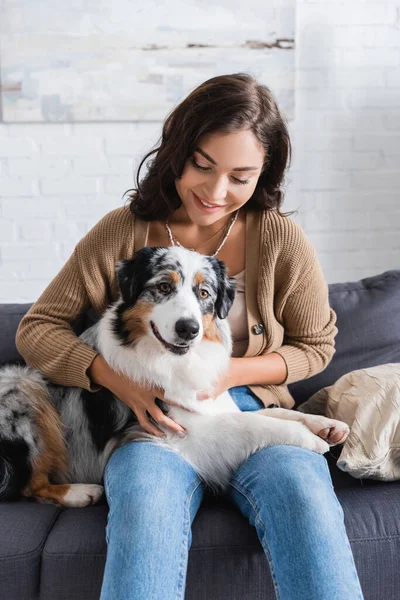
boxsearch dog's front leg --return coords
[258,407,350,446]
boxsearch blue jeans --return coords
[100,385,364,600]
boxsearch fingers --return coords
[147,384,165,400]
[136,411,166,438]
[136,407,187,438]
[162,398,181,408]
[150,405,187,436]
[119,383,187,438]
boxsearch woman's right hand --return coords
[88,355,187,438]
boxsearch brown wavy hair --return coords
[125,73,292,221]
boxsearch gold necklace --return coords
[165,210,239,257]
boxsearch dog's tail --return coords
[0,438,31,500]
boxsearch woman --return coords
[16,73,364,600]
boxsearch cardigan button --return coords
[251,323,264,335]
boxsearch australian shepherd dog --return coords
[0,246,349,507]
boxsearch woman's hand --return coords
[88,355,187,438]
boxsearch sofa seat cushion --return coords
[335,480,400,598]
[0,500,60,598]
[38,472,400,600]
[39,494,266,600]
[338,482,400,540]
[41,505,108,600]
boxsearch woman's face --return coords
[175,129,265,225]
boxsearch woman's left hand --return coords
[197,358,238,400]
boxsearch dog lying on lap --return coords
[0,246,349,507]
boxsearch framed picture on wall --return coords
[0,0,295,122]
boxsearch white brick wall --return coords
[286,0,400,285]
[1,0,399,302]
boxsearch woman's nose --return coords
[205,175,228,202]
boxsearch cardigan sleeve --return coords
[273,257,338,386]
[15,208,130,391]
[15,247,101,391]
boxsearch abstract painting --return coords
[0,0,295,122]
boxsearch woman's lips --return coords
[192,191,223,213]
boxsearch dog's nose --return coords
[175,318,200,341]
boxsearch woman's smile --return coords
[192,191,226,213]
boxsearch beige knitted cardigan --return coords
[15,205,337,409]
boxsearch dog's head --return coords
[114,246,237,356]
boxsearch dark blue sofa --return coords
[1,270,400,600]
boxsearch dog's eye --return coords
[199,289,209,299]
[157,282,171,293]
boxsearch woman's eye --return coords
[199,289,209,299]
[158,282,171,293]
[190,157,250,185]
[193,160,211,172]
[232,178,249,185]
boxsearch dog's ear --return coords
[207,257,237,319]
[116,247,157,304]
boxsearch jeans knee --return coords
[104,442,201,513]
[234,445,333,504]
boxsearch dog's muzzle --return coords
[150,321,192,355]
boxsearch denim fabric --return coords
[228,384,265,412]
[100,386,364,600]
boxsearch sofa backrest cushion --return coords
[289,270,400,405]
[0,304,33,365]
[0,304,87,366]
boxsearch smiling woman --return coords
[14,73,364,600]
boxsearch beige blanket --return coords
[297,363,400,481]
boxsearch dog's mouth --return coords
[150,321,190,355]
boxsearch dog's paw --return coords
[299,414,350,447]
[298,427,330,455]
[311,435,331,455]
[285,421,330,455]
[61,484,104,508]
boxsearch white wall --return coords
[288,0,400,284]
[1,0,399,302]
